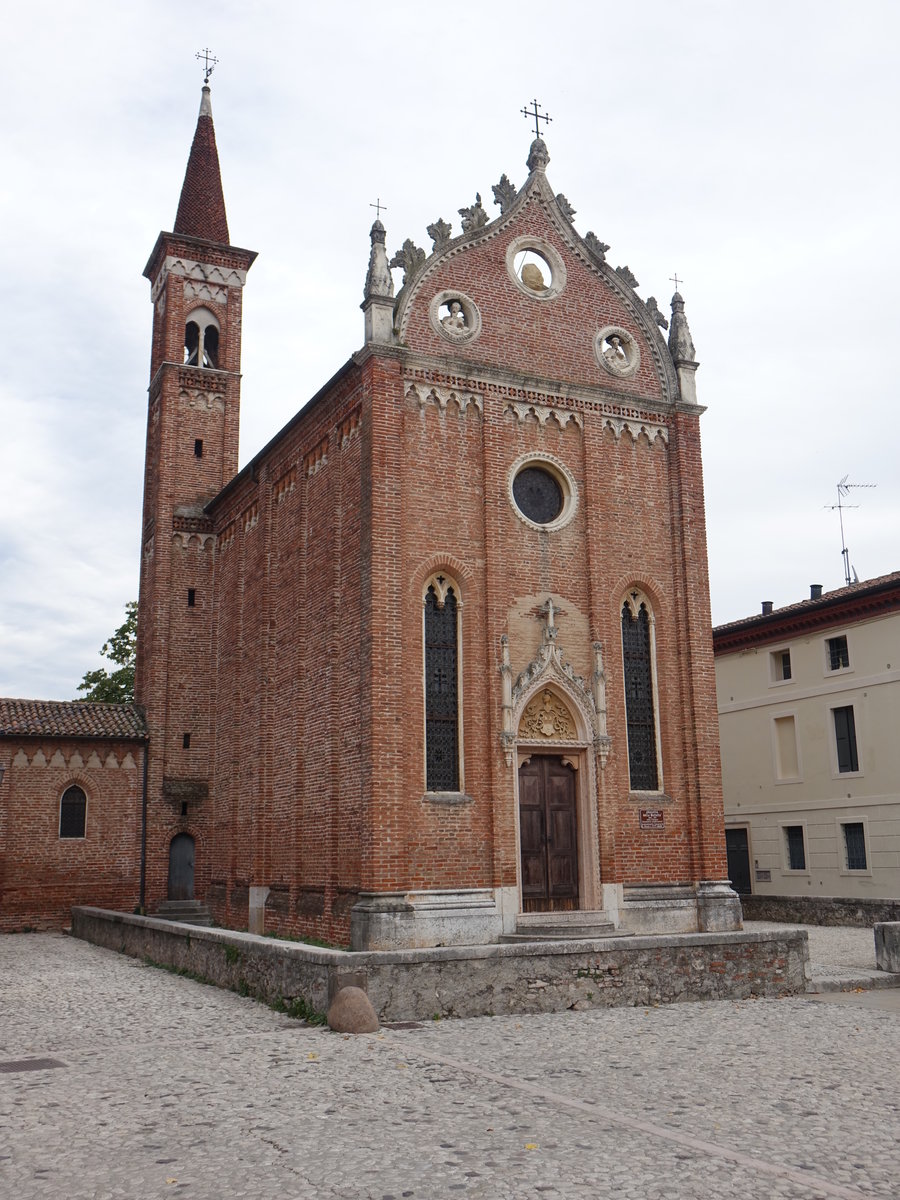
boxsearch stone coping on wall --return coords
[71,907,809,1021]
[741,894,900,928]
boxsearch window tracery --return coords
[621,591,661,791]
[424,575,462,792]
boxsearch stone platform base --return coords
[71,906,806,1022]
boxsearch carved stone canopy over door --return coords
[168,833,195,901]
[518,755,578,912]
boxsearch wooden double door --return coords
[518,755,578,912]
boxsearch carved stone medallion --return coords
[429,290,482,344]
[518,689,577,740]
[595,326,640,379]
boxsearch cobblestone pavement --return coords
[3,933,899,1200]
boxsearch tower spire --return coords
[173,85,230,244]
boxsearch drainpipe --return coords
[139,737,149,913]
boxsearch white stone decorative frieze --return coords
[505,401,583,431]
[407,384,483,416]
[184,279,227,305]
[603,416,668,445]
[151,256,247,302]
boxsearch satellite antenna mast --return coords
[825,475,877,586]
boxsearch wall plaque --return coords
[639,808,664,830]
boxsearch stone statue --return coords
[603,335,629,371]
[441,300,467,333]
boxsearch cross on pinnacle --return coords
[196,47,219,84]
[369,197,388,219]
[521,99,552,140]
[669,272,682,291]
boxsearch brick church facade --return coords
[1,89,739,945]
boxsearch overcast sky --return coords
[1,0,898,700]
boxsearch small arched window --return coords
[424,576,462,792]
[621,592,661,791]
[183,308,221,369]
[59,785,87,839]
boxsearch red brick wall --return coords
[134,187,726,944]
[0,739,145,930]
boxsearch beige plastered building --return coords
[713,573,900,911]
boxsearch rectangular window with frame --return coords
[827,635,850,671]
[842,821,867,871]
[771,649,792,681]
[832,705,859,773]
[784,825,806,871]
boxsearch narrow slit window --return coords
[187,588,196,608]
[182,733,191,749]
[194,439,203,458]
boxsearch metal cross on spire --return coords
[521,99,552,140]
[195,47,219,84]
[669,272,682,291]
[369,197,388,220]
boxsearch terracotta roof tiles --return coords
[173,86,229,244]
[0,699,146,740]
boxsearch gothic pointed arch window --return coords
[59,784,87,839]
[621,590,662,791]
[184,307,220,369]
[423,574,462,793]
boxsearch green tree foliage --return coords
[76,601,138,703]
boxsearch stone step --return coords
[154,901,213,926]
[516,909,612,928]
[502,910,632,942]
[500,928,633,943]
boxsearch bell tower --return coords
[135,82,256,906]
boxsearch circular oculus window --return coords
[595,325,640,379]
[429,290,482,343]
[506,236,567,300]
[508,454,577,532]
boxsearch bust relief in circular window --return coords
[595,325,640,379]
[508,453,578,532]
[506,235,567,300]
[429,290,482,344]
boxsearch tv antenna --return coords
[825,475,876,586]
